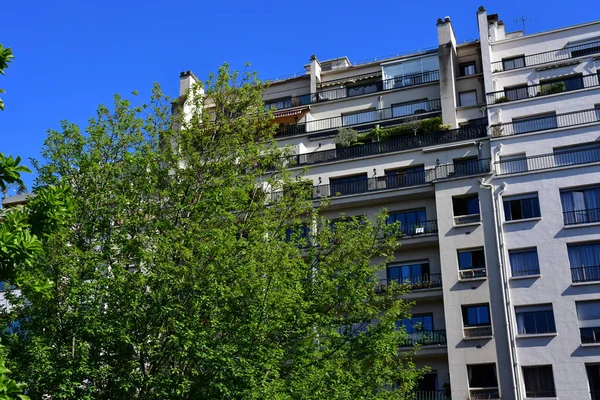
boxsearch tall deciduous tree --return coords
[2,65,422,399]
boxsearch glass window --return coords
[329,174,369,196]
[341,108,377,126]
[498,153,528,175]
[509,248,540,277]
[503,194,541,221]
[554,143,600,167]
[264,97,292,111]
[462,304,491,327]
[539,74,583,94]
[560,186,600,225]
[577,300,600,344]
[397,314,433,333]
[382,56,439,89]
[388,262,430,284]
[458,248,486,270]
[522,366,556,398]
[515,304,556,335]
[504,84,528,101]
[387,209,426,234]
[453,195,480,216]
[586,364,600,398]
[384,166,426,188]
[459,62,477,76]
[502,55,526,71]
[391,99,430,117]
[459,90,478,107]
[513,113,558,134]
[568,242,600,283]
[468,364,498,388]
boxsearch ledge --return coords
[453,222,482,228]
[564,221,600,229]
[572,280,600,287]
[490,119,600,142]
[510,274,541,280]
[516,333,557,339]
[459,276,487,282]
[504,217,542,224]
[456,73,483,81]
[487,84,600,108]
[463,335,493,341]
[581,342,600,347]
[422,140,479,152]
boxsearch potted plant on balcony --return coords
[494,96,511,104]
[414,224,425,234]
[537,81,565,96]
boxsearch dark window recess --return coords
[587,364,600,400]
[459,62,477,77]
[503,195,541,221]
[330,174,368,196]
[571,44,600,58]
[468,363,498,388]
[522,366,556,398]
[504,84,528,101]
[388,262,430,284]
[453,195,480,216]
[513,113,558,135]
[387,209,426,226]
[502,55,526,71]
[463,304,491,327]
[515,305,556,335]
[458,249,486,270]
[397,314,434,333]
[418,373,438,392]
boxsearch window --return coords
[503,194,541,221]
[515,304,556,335]
[382,55,439,89]
[522,366,556,398]
[587,364,600,400]
[467,364,498,397]
[347,82,378,97]
[509,248,540,277]
[568,242,600,283]
[499,153,528,175]
[453,156,484,176]
[596,104,600,121]
[577,300,600,344]
[264,97,292,111]
[330,173,369,196]
[285,224,310,247]
[459,90,478,107]
[570,40,600,58]
[397,314,433,333]
[458,248,486,279]
[513,113,558,134]
[387,209,426,235]
[539,74,583,94]
[459,62,477,77]
[462,304,491,327]
[341,108,377,126]
[418,372,438,392]
[452,194,480,225]
[384,166,425,188]
[388,262,430,285]
[504,84,528,101]
[391,99,430,117]
[554,142,600,166]
[502,55,526,71]
[561,186,600,225]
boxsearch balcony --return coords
[571,266,600,283]
[469,388,500,400]
[276,100,442,138]
[289,124,487,166]
[265,70,440,113]
[487,73,600,104]
[491,39,600,72]
[375,273,442,293]
[563,208,600,226]
[400,330,447,347]
[459,268,487,280]
[490,107,600,137]
[463,326,493,339]
[496,145,600,176]
[397,220,438,237]
[414,391,450,400]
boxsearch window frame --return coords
[341,107,377,126]
[512,112,558,135]
[502,55,526,71]
[459,90,478,107]
[387,261,431,284]
[508,248,540,277]
[459,62,477,77]
[522,365,556,398]
[503,193,541,221]
[452,194,480,217]
[462,304,491,327]
[515,304,556,335]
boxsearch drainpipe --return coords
[480,177,521,400]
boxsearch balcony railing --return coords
[490,107,600,137]
[487,73,600,104]
[463,326,493,339]
[491,39,600,72]
[414,391,451,400]
[289,124,486,166]
[459,268,487,280]
[496,145,600,176]
[454,213,481,226]
[571,266,600,283]
[469,388,500,400]
[563,208,600,225]
[276,100,442,138]
[375,273,442,293]
[398,220,438,237]
[400,330,447,347]
[270,159,491,201]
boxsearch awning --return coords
[319,72,382,88]
[271,106,310,124]
[272,108,307,119]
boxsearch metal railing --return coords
[398,220,438,237]
[270,159,491,201]
[491,40,600,72]
[487,73,600,104]
[400,330,447,347]
[490,107,600,137]
[571,266,600,283]
[454,214,481,225]
[469,388,500,400]
[463,326,493,338]
[414,391,451,400]
[275,100,442,138]
[496,145,600,176]
[375,273,442,293]
[459,268,487,280]
[289,123,486,166]
[563,208,600,225]
[265,70,439,112]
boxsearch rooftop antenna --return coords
[514,15,536,34]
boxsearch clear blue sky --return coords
[1,0,596,191]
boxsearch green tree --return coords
[2,65,422,399]
[0,44,15,111]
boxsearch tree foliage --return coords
[0,44,15,111]
[2,65,422,399]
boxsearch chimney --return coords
[437,16,458,128]
[309,55,321,95]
